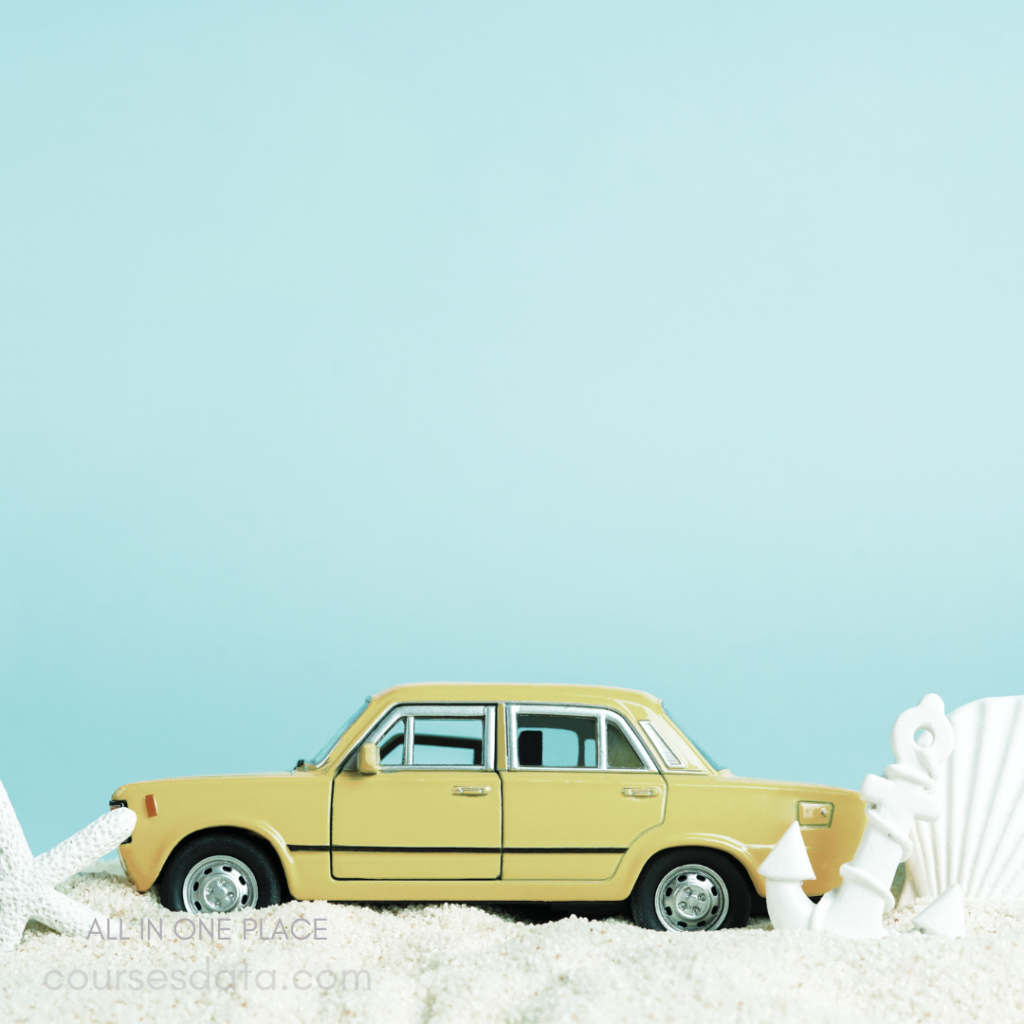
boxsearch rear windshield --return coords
[647,706,720,771]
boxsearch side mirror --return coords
[357,743,380,775]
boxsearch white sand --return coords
[2,871,1023,1023]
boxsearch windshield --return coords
[308,699,371,766]
[661,703,723,772]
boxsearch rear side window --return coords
[516,713,598,768]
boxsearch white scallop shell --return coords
[903,696,1024,904]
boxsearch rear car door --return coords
[501,704,666,880]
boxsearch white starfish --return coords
[0,778,136,953]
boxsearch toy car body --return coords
[111,683,866,930]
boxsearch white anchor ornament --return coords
[759,693,964,938]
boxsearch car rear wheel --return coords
[631,848,751,932]
[159,832,286,913]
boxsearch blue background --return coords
[2,3,1022,853]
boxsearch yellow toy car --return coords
[111,683,866,931]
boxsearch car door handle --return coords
[451,786,491,796]
[622,787,661,798]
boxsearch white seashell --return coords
[903,696,1024,904]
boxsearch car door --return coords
[331,704,501,880]
[500,704,666,880]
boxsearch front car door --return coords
[331,703,501,880]
[500,703,666,880]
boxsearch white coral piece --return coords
[0,778,136,953]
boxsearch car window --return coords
[607,720,644,769]
[378,718,407,765]
[411,716,484,766]
[516,713,598,768]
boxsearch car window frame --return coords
[349,703,497,772]
[504,703,657,772]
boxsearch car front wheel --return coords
[159,832,286,913]
[631,848,751,932]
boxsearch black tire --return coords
[631,848,751,932]
[159,831,286,913]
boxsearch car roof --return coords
[368,681,663,714]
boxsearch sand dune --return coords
[2,871,1022,1023]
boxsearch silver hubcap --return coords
[655,863,729,931]
[182,856,258,913]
